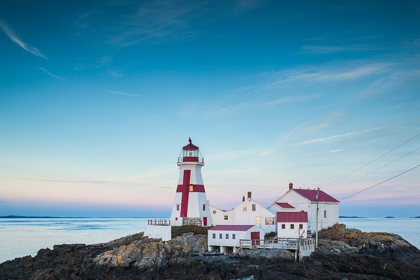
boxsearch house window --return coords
[265,217,274,225]
[212,233,216,239]
[255,216,260,224]
[219,234,222,239]
[243,203,247,211]
[252,204,256,211]
[176,204,180,211]
[175,217,178,221]
[290,224,294,229]
[213,210,216,214]
[203,204,206,211]
[226,234,229,239]
[299,224,303,229]
[232,234,236,239]
[189,185,194,192]
[224,215,228,220]
[281,224,285,229]
[324,210,327,219]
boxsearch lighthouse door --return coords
[203,217,208,226]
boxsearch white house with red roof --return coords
[274,183,339,234]
[207,225,265,253]
[209,191,276,233]
[267,201,296,214]
[277,211,308,238]
[209,205,235,226]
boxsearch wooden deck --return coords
[234,237,315,259]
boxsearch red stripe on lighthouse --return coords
[180,170,191,217]
[176,184,205,192]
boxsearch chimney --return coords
[289,182,293,190]
[242,196,245,202]
[247,191,252,199]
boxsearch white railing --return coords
[177,157,205,163]
[235,238,315,252]
[147,219,171,226]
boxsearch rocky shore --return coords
[1,224,419,279]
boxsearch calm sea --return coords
[0,217,419,263]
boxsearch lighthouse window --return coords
[255,216,260,224]
[176,205,180,211]
[189,185,194,192]
[243,204,247,211]
[324,210,327,218]
[252,204,256,211]
[224,215,228,220]
[203,204,206,211]
[213,210,216,214]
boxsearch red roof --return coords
[275,202,294,209]
[277,211,308,223]
[209,225,254,231]
[183,143,199,150]
[293,189,339,203]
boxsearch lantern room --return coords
[178,138,204,163]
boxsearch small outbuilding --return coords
[207,225,264,254]
[277,211,308,238]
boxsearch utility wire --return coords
[322,132,420,188]
[339,163,420,201]
[330,145,420,193]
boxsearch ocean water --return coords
[0,217,419,263]
[340,218,420,249]
[0,218,150,263]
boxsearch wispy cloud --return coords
[279,64,388,84]
[266,95,319,106]
[108,70,123,78]
[330,149,342,153]
[296,121,407,145]
[103,1,201,47]
[0,20,47,59]
[300,45,384,54]
[39,68,65,80]
[206,147,263,162]
[105,90,140,97]
[0,175,155,187]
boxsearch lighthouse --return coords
[170,138,212,227]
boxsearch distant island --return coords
[413,216,420,218]
[0,215,87,219]
[339,216,366,218]
[384,216,395,218]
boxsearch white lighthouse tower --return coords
[170,138,212,227]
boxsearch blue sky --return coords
[0,0,419,217]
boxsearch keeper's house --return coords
[277,211,308,238]
[207,225,264,254]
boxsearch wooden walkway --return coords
[234,237,315,259]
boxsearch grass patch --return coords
[171,225,210,238]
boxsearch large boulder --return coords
[94,241,192,271]
[106,232,144,248]
[168,232,208,253]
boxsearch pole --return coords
[315,187,319,249]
